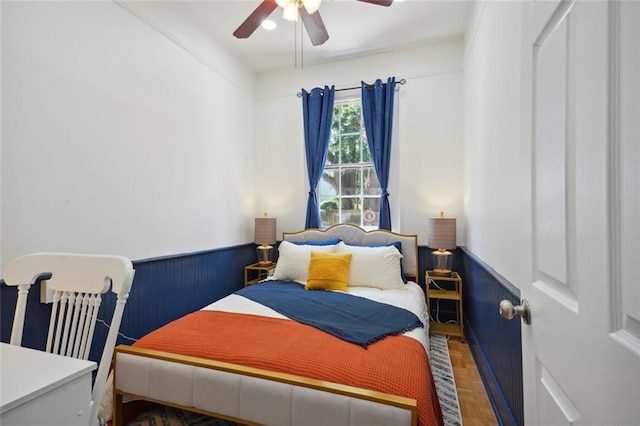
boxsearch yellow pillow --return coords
[305,252,352,291]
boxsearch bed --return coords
[112,224,443,426]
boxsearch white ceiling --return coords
[181,0,472,72]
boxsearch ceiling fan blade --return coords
[233,0,278,39]
[357,0,394,6]
[299,8,329,46]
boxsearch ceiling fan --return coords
[233,0,394,47]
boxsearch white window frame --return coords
[319,96,381,229]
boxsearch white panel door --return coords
[521,0,640,424]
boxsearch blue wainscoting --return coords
[459,247,524,426]
[1,242,523,425]
[0,244,256,363]
[419,246,523,426]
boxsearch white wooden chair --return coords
[3,252,135,426]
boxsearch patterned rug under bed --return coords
[125,334,462,426]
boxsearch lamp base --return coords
[431,249,453,276]
[431,268,453,277]
[256,244,273,266]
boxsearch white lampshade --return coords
[275,0,291,7]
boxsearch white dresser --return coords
[0,342,96,425]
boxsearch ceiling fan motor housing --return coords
[276,0,322,16]
[233,0,394,46]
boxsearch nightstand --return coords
[425,270,465,342]
[244,263,276,286]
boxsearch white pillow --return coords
[335,242,405,290]
[271,240,337,284]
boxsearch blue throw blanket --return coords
[236,281,423,348]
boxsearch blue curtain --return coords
[361,77,396,230]
[301,85,335,228]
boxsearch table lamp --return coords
[428,212,456,276]
[254,213,277,265]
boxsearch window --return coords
[318,98,381,228]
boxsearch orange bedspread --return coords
[134,310,443,426]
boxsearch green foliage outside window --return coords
[319,99,381,228]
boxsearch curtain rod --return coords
[297,78,406,98]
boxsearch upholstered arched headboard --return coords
[283,224,419,282]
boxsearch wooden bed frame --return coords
[113,224,423,426]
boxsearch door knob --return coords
[499,299,531,324]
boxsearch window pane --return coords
[363,198,380,227]
[318,98,382,229]
[327,136,339,165]
[363,167,381,195]
[341,168,361,196]
[339,103,361,134]
[332,105,341,133]
[341,135,361,164]
[341,197,361,225]
[362,132,371,162]
[320,198,339,227]
[319,169,338,199]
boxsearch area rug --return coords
[124,405,236,426]
[125,335,462,426]
[429,334,463,426]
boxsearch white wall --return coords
[1,1,257,266]
[463,0,532,288]
[0,3,3,268]
[1,3,466,266]
[255,38,465,245]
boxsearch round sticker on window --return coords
[363,209,377,224]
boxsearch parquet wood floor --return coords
[447,337,498,425]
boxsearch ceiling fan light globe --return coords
[302,0,321,14]
[275,0,291,7]
[261,19,277,30]
[282,3,299,22]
